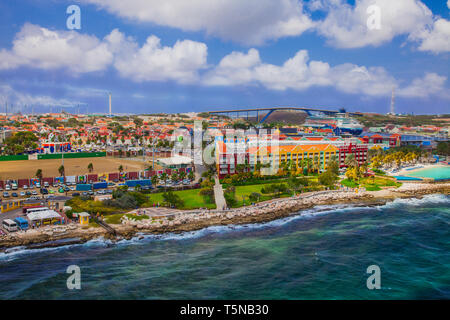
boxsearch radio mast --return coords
[109,92,112,117]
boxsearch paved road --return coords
[213,176,226,210]
[194,163,207,181]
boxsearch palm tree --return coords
[58,165,65,183]
[304,158,313,174]
[359,163,368,178]
[118,165,123,173]
[35,169,43,186]
[151,175,158,186]
[88,163,94,173]
[344,154,357,168]
[313,155,320,173]
[179,171,187,180]
[188,171,194,181]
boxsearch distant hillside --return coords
[359,114,450,127]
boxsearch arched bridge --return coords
[207,107,362,124]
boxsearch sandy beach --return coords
[1,182,449,250]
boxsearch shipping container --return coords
[125,179,152,187]
[108,173,119,181]
[127,172,139,180]
[87,174,98,183]
[76,184,92,191]
[93,182,108,190]
[18,179,30,188]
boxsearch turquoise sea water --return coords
[406,166,450,180]
[0,194,449,299]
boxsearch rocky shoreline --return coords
[1,182,449,251]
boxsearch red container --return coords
[18,179,30,188]
[108,173,119,181]
[87,174,98,183]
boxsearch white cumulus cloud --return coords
[0,23,113,73]
[106,29,208,83]
[316,0,433,49]
[81,0,315,45]
[397,73,448,98]
[203,48,447,98]
[410,18,450,53]
[0,24,209,84]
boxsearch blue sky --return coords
[0,0,449,115]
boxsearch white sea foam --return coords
[2,194,448,260]
[382,193,449,209]
[0,237,113,262]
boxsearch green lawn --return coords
[232,183,292,208]
[341,179,359,188]
[104,213,124,224]
[147,189,216,210]
[341,176,401,190]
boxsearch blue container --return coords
[93,182,108,190]
[76,184,92,191]
[125,179,152,187]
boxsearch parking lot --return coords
[0,177,198,235]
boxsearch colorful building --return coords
[338,143,368,168]
[217,140,345,178]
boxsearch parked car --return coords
[31,190,38,195]
[5,185,11,191]
[12,192,18,197]
[25,191,32,196]
[23,185,28,190]
[40,188,49,195]
[3,192,9,198]
[20,191,26,197]
[72,192,80,197]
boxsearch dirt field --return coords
[0,157,162,180]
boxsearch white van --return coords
[11,183,18,190]
[2,219,18,232]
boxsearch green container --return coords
[0,155,29,161]
[37,152,106,160]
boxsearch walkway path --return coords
[213,176,226,210]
